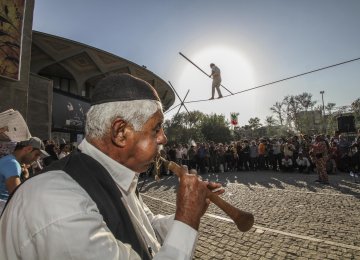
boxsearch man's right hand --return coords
[174,167,222,230]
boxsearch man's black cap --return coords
[91,73,160,105]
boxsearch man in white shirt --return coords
[209,63,223,100]
[281,155,293,172]
[296,152,311,173]
[58,143,70,159]
[0,74,222,260]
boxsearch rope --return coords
[178,57,360,105]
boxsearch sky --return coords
[33,0,360,126]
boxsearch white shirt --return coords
[0,139,198,260]
[58,151,69,159]
[296,157,310,167]
[283,143,295,157]
[175,148,182,159]
[282,158,293,166]
[181,148,188,160]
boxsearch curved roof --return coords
[30,31,175,110]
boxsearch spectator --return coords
[283,139,295,158]
[258,139,266,170]
[209,142,217,173]
[272,138,282,171]
[175,144,183,165]
[296,152,310,173]
[187,145,197,170]
[58,143,71,159]
[181,144,189,167]
[281,155,293,172]
[43,143,59,166]
[168,144,177,162]
[218,143,226,173]
[249,141,258,171]
[337,135,351,172]
[0,137,48,213]
[242,140,250,171]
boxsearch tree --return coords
[325,102,336,114]
[264,116,277,137]
[200,114,232,143]
[164,111,205,145]
[351,98,360,121]
[270,102,284,125]
[323,102,336,134]
[265,116,276,126]
[295,92,316,111]
[248,117,262,129]
[186,110,205,129]
[281,93,318,132]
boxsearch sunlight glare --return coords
[173,46,257,125]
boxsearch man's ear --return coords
[111,118,132,147]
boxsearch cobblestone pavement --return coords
[139,170,360,259]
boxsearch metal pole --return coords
[168,81,191,116]
[179,52,234,95]
[320,90,325,133]
[175,89,190,117]
[320,91,325,116]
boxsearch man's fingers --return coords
[189,169,198,176]
[207,182,225,195]
[205,198,211,206]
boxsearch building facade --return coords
[0,0,175,142]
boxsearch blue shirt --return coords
[0,154,21,200]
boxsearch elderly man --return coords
[209,63,223,99]
[0,137,48,213]
[0,74,222,259]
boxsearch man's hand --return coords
[0,126,9,134]
[21,164,30,179]
[174,166,223,230]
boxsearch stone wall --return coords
[27,74,53,139]
[0,0,35,121]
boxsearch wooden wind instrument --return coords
[158,157,254,232]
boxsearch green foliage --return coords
[164,111,231,144]
[351,98,360,122]
[200,114,232,143]
[165,94,358,143]
[248,117,262,129]
[266,92,359,135]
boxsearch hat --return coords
[91,73,160,105]
[19,137,49,157]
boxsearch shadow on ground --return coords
[139,170,360,197]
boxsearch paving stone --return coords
[140,170,360,259]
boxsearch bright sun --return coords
[172,46,257,124]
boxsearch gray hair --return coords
[85,100,162,139]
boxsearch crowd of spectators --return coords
[158,131,360,184]
[0,139,74,178]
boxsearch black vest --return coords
[6,151,153,259]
